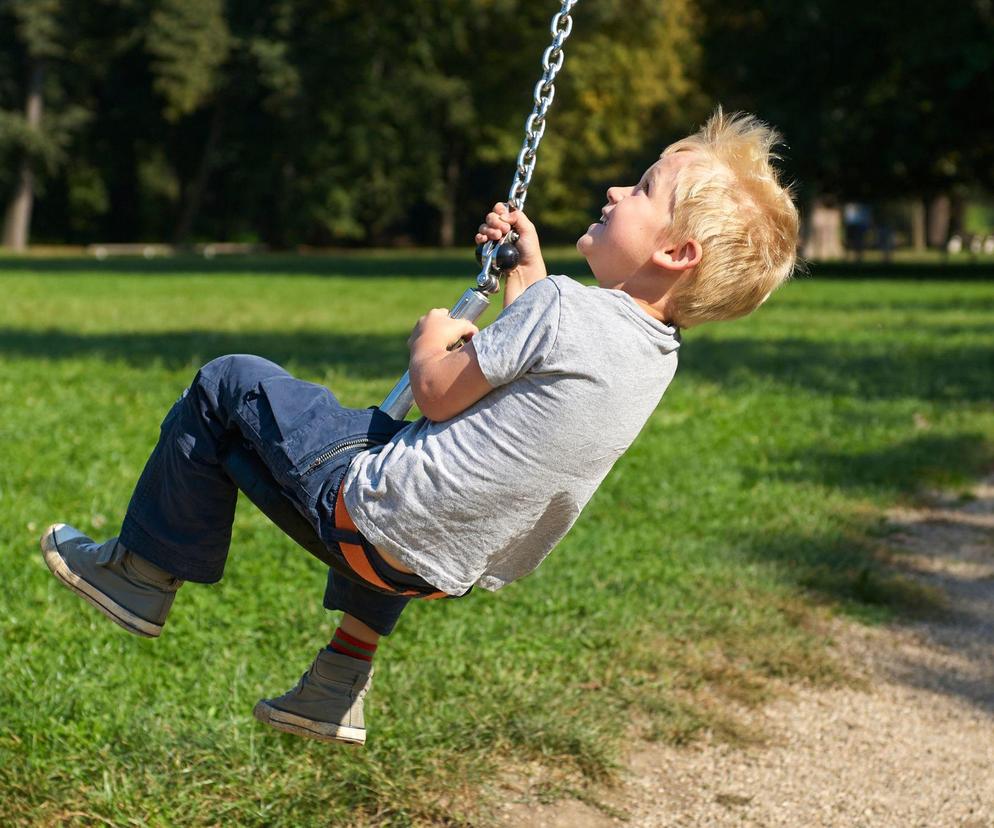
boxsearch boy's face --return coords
[576,150,697,287]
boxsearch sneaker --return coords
[40,523,182,638]
[253,649,373,745]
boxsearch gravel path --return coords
[499,476,994,827]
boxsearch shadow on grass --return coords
[5,322,992,406]
[777,295,994,313]
[0,327,411,379]
[755,515,994,717]
[771,432,994,494]
[808,260,994,280]
[741,525,945,618]
[679,336,994,402]
[738,429,994,715]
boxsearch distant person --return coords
[39,111,800,746]
[843,202,872,261]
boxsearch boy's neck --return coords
[605,271,681,325]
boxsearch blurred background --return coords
[2,0,993,258]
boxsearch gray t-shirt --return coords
[342,274,680,594]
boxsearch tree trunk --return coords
[173,104,223,245]
[927,194,951,248]
[2,61,45,251]
[910,199,926,252]
[948,192,965,239]
[439,153,459,248]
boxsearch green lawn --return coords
[1,254,993,826]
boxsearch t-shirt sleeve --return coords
[471,276,562,388]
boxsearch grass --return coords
[1,253,993,825]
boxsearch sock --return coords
[328,627,377,662]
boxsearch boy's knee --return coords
[198,354,283,393]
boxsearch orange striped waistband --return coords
[334,485,448,600]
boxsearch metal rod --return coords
[379,287,493,419]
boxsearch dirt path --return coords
[499,476,994,827]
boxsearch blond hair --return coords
[662,108,799,327]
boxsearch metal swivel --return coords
[475,241,521,273]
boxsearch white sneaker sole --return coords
[252,700,366,745]
[40,523,162,639]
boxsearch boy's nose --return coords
[606,186,626,203]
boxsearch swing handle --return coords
[379,287,493,420]
[475,227,521,293]
[379,230,516,419]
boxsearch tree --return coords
[145,0,230,243]
[0,0,78,249]
[529,0,707,237]
[9,0,706,248]
[697,0,994,203]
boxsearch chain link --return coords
[477,0,579,292]
[507,0,579,211]
[381,1,580,417]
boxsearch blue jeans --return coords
[119,354,440,635]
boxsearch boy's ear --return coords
[651,238,702,273]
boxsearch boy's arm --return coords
[475,203,547,308]
[407,310,493,422]
[407,204,548,421]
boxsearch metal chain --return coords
[380,1,580,418]
[507,0,579,211]
[477,0,580,292]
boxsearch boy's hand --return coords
[406,310,493,421]
[407,309,479,354]
[475,203,543,272]
[475,203,548,307]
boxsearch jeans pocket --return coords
[253,378,404,485]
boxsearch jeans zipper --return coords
[303,437,376,476]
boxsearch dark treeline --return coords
[1,0,992,249]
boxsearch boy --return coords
[41,110,799,745]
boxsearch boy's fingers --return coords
[477,204,533,244]
[508,209,532,232]
[485,212,510,231]
[448,322,479,349]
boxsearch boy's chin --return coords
[576,238,599,275]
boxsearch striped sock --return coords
[328,627,378,662]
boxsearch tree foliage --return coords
[2,0,993,246]
[147,0,231,121]
[0,0,76,182]
[697,0,994,200]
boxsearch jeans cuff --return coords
[119,514,226,583]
